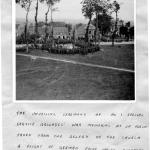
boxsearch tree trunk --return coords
[26,13,29,53]
[95,12,99,44]
[85,18,91,43]
[73,29,76,49]
[25,3,31,53]
[115,11,118,31]
[51,5,53,37]
[112,11,118,46]
[50,5,54,47]
[112,33,115,47]
[45,5,50,43]
[35,0,39,35]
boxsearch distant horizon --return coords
[16,17,134,24]
[16,0,134,25]
[16,18,88,24]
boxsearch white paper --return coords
[1,0,149,149]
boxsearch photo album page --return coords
[1,0,149,149]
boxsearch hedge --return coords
[41,44,100,55]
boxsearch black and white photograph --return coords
[15,0,135,100]
[1,0,149,149]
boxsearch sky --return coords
[16,0,134,24]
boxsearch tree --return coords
[93,12,112,36]
[41,0,60,43]
[65,23,72,33]
[32,0,42,48]
[76,23,84,28]
[126,21,130,28]
[34,0,39,35]
[91,0,111,44]
[50,7,59,40]
[129,26,134,40]
[112,1,120,31]
[111,0,120,46]
[16,0,32,53]
[81,0,94,42]
[34,0,44,45]
[119,25,127,37]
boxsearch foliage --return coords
[16,0,32,10]
[81,0,94,19]
[55,39,72,44]
[41,43,100,55]
[93,12,112,35]
[76,23,84,28]
[111,0,120,30]
[40,0,59,5]
[111,0,120,13]
[81,0,111,42]
[93,0,112,42]
[40,0,60,43]
[81,0,95,42]
[101,36,110,42]
[129,27,134,39]
[16,33,41,44]
[75,40,94,48]
[65,24,72,32]
[111,0,120,46]
[16,33,26,44]
[16,0,33,52]
[16,0,20,3]
[125,22,131,27]
[119,26,134,41]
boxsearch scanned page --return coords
[1,0,149,149]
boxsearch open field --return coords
[16,44,135,100]
[17,44,134,70]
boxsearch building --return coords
[75,24,95,40]
[53,27,70,39]
[16,22,71,40]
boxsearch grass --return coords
[17,44,134,70]
[16,44,135,100]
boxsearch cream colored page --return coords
[2,0,149,149]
